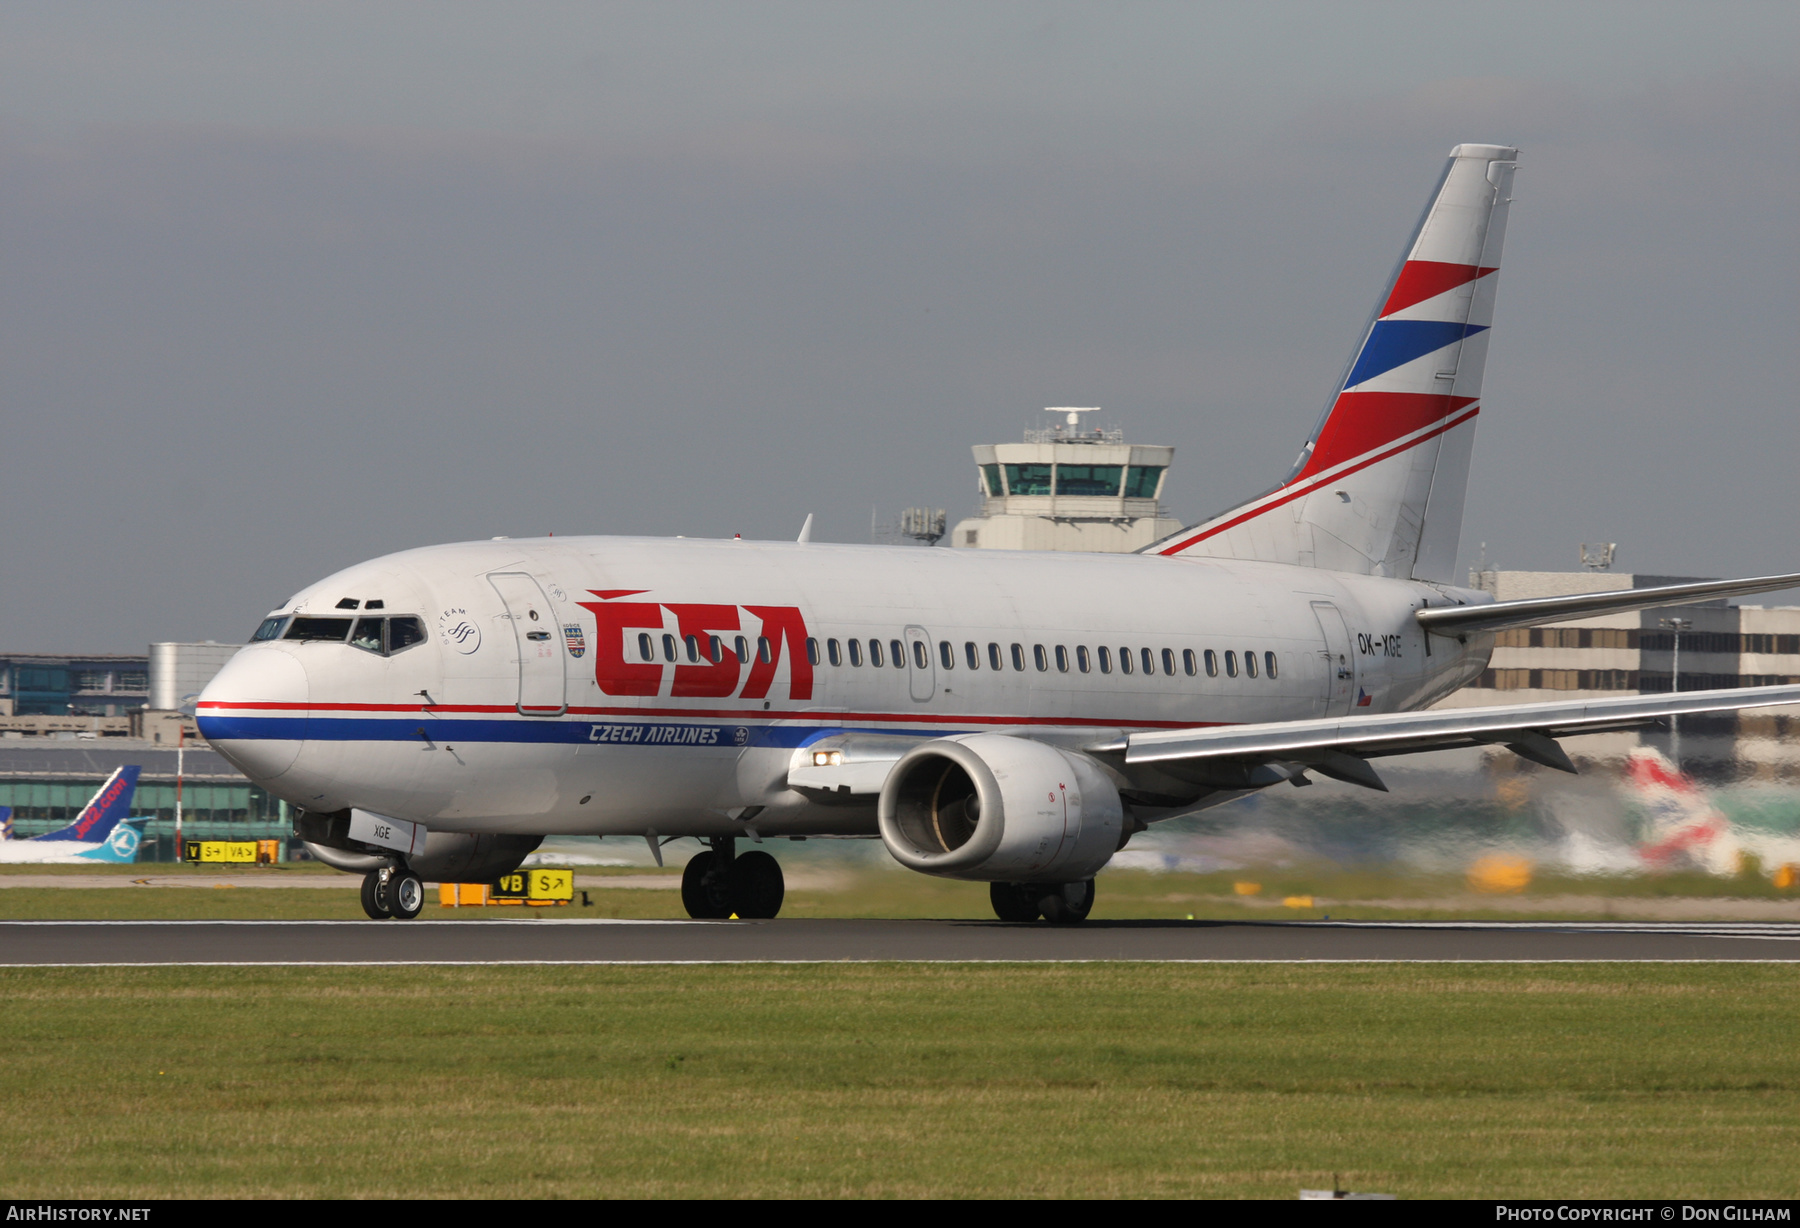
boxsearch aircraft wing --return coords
[1097,683,1800,791]
[1417,572,1800,636]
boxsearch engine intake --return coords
[878,734,1122,883]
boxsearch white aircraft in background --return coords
[0,766,147,865]
[198,143,1800,923]
[1623,748,1800,879]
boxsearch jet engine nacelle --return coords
[877,733,1123,883]
[295,809,542,882]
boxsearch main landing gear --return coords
[680,837,785,919]
[360,865,425,920]
[990,879,1095,924]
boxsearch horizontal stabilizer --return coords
[1417,572,1800,636]
[1099,683,1800,768]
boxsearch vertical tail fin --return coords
[32,765,142,844]
[1157,144,1518,581]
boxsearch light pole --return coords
[1660,617,1693,770]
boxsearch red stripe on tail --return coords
[1380,261,1497,317]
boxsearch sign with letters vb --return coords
[490,868,574,904]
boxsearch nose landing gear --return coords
[990,879,1095,924]
[680,837,785,919]
[360,866,425,920]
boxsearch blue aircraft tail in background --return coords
[34,766,142,845]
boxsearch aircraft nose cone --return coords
[196,646,309,782]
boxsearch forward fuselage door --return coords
[488,572,567,716]
[1310,600,1356,717]
[903,625,935,702]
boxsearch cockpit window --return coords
[285,617,355,642]
[251,616,290,642]
[388,617,425,653]
[349,618,385,654]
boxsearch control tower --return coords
[949,409,1183,552]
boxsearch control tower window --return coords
[1123,466,1164,498]
[979,464,1003,496]
[251,617,290,642]
[349,619,385,655]
[1054,465,1122,496]
[284,617,354,642]
[388,617,426,653]
[1002,463,1052,496]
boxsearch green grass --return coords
[2,963,1798,1198]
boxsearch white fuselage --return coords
[197,536,1493,836]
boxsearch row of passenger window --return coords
[633,629,1279,682]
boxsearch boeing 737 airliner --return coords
[197,145,1800,923]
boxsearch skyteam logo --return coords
[436,608,482,655]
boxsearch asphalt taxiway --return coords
[4,918,1799,964]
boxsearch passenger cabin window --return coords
[1118,647,1133,675]
[1098,646,1113,674]
[1205,649,1218,677]
[1183,649,1197,677]
[911,641,927,670]
[1142,647,1156,675]
[869,640,884,667]
[663,634,678,663]
[686,635,702,663]
[849,639,863,667]
[1161,648,1176,676]
[1055,646,1070,672]
[709,635,724,663]
[1244,650,1258,679]
[1010,643,1025,671]
[806,638,820,666]
[735,636,750,664]
[939,641,954,669]
[828,638,843,666]
[1265,651,1279,679]
[1224,651,1238,678]
[758,637,774,664]
[1033,645,1048,672]
[1002,463,1053,496]
[1053,465,1122,496]
[1077,646,1091,673]
[890,640,906,668]
[251,616,290,642]
[638,633,654,661]
[350,618,384,655]
[988,643,1003,671]
[965,642,980,670]
[284,617,355,642]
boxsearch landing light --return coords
[812,750,843,767]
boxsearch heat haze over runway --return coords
[6,919,1800,965]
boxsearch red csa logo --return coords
[577,590,813,701]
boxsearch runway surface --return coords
[5,918,1800,964]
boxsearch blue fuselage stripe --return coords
[198,716,964,749]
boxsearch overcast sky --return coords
[3,1,1796,653]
